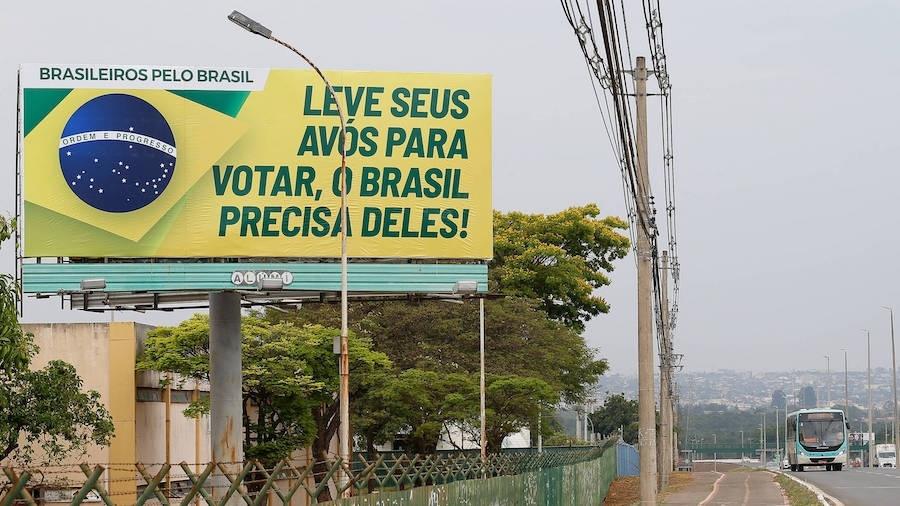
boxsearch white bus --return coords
[785,409,848,472]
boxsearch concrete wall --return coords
[11,322,214,501]
[17,323,113,467]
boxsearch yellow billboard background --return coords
[22,69,492,259]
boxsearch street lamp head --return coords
[227,11,273,39]
[882,306,893,312]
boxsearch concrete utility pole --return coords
[883,307,898,448]
[575,409,582,441]
[209,291,243,501]
[775,408,780,461]
[759,420,764,465]
[866,329,874,467]
[824,355,831,408]
[633,56,658,504]
[658,250,672,489]
[844,349,849,418]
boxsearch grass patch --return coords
[774,473,820,506]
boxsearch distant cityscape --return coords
[595,368,899,411]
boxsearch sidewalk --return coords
[662,463,787,505]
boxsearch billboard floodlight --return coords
[453,280,478,294]
[80,278,106,290]
[227,11,273,39]
[257,277,284,291]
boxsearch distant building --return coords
[771,389,787,410]
[800,386,817,409]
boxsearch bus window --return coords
[798,412,845,450]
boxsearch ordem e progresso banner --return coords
[20,64,492,259]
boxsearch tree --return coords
[1,353,115,463]
[266,298,607,449]
[590,393,639,444]
[379,369,477,454]
[482,375,556,452]
[0,218,114,464]
[492,205,630,331]
[137,313,393,463]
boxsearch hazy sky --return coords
[3,1,900,374]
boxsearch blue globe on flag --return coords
[59,94,176,213]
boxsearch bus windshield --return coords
[798,412,845,450]
[879,452,896,458]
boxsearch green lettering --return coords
[218,206,240,236]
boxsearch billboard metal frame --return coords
[22,260,488,311]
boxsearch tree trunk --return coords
[0,440,17,462]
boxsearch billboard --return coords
[20,65,491,259]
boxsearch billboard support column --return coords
[209,291,243,500]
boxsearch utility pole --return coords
[866,329,874,467]
[759,420,764,465]
[883,307,898,452]
[844,349,849,418]
[775,408,780,462]
[634,56,658,504]
[537,407,543,453]
[740,430,744,461]
[658,251,672,489]
[575,409,582,441]
[824,355,831,408]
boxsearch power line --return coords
[561,0,682,402]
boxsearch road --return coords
[788,467,900,505]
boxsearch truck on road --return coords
[875,444,896,468]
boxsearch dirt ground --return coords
[604,472,694,505]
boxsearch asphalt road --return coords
[788,467,900,506]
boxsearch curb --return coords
[772,469,844,506]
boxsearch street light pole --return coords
[843,349,849,418]
[824,355,830,408]
[227,11,352,492]
[775,407,780,462]
[883,306,898,449]
[865,329,874,467]
[740,430,744,460]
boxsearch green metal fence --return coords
[324,443,617,506]
[0,444,615,506]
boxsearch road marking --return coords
[742,472,751,506]
[834,486,900,489]
[698,472,725,506]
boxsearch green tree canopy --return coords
[137,313,392,463]
[492,204,630,331]
[590,393,639,444]
[0,217,114,464]
[378,369,478,454]
[266,297,608,451]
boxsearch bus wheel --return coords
[834,464,843,471]
[826,464,833,471]
[798,465,804,472]
[790,464,797,472]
